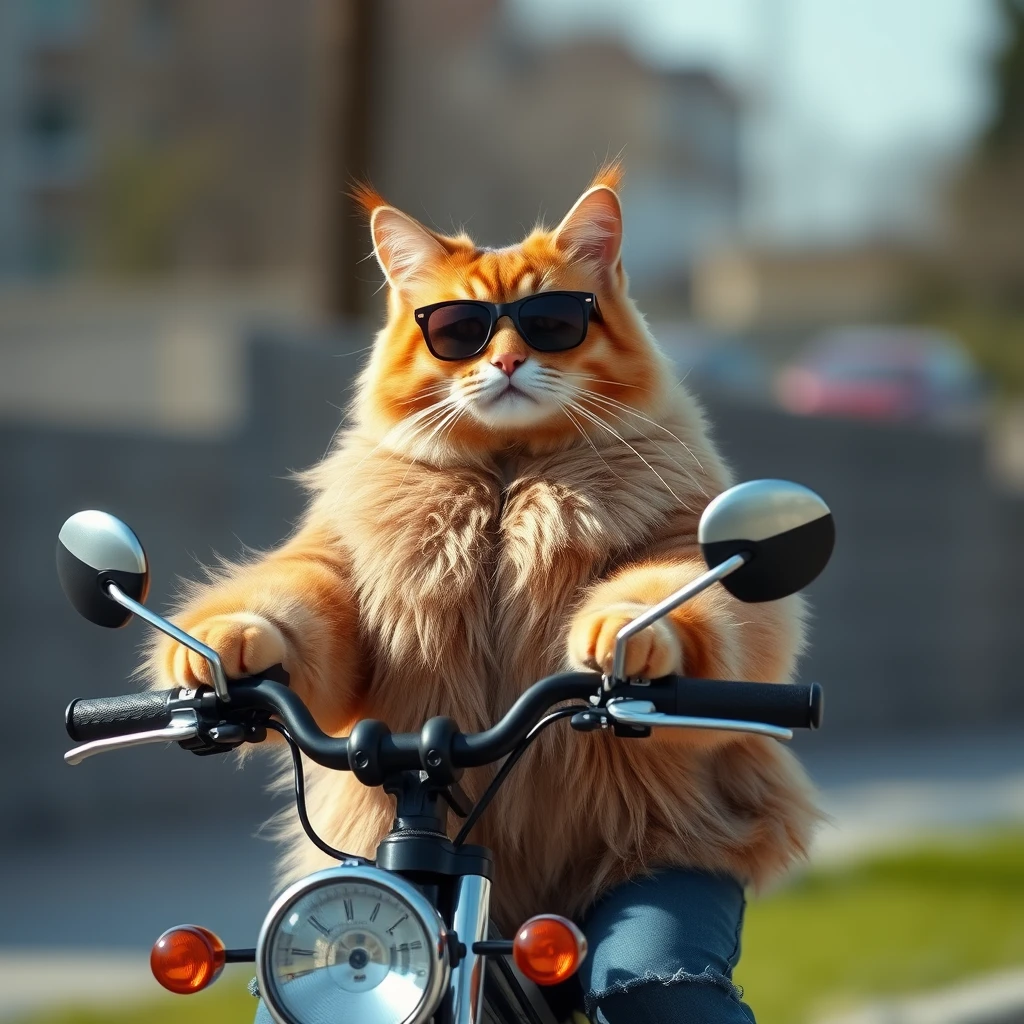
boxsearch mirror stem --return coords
[105,583,232,701]
[610,553,750,685]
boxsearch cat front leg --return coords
[568,556,804,692]
[147,528,364,732]
[568,600,684,679]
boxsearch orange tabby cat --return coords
[149,164,819,931]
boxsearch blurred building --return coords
[692,242,923,359]
[0,0,745,436]
[378,2,742,300]
[0,0,317,280]
[0,0,741,303]
[0,0,92,277]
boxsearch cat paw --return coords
[163,612,289,688]
[568,601,683,678]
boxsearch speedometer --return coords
[256,865,449,1024]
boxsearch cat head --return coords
[353,164,674,460]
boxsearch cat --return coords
[149,163,820,932]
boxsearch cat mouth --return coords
[480,383,537,406]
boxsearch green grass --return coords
[738,830,1024,1023]
[14,987,256,1024]
[15,830,1024,1024]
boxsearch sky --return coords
[509,0,1004,243]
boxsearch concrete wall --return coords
[5,334,1023,839]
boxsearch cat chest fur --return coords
[291,429,818,924]
[315,437,686,728]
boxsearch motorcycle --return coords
[57,478,833,1024]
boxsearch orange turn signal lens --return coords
[512,915,588,986]
[151,925,226,994]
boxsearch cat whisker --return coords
[379,397,462,463]
[437,404,467,449]
[575,389,706,474]
[375,398,465,506]
[565,400,682,503]
[561,405,632,490]
[396,383,458,406]
[332,343,377,360]
[395,397,459,435]
[403,399,469,469]
[573,393,705,499]
[558,372,644,390]
[528,379,575,404]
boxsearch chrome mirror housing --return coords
[56,510,231,700]
[611,479,833,681]
[698,479,834,602]
[57,510,150,628]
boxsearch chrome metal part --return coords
[450,875,491,1024]
[106,582,231,701]
[699,479,831,545]
[58,510,148,574]
[255,864,449,1024]
[605,699,793,742]
[64,710,199,765]
[610,554,748,684]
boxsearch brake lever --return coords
[604,700,793,742]
[64,713,200,765]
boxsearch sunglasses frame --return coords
[413,290,601,361]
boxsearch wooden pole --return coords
[314,0,381,321]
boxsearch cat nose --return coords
[491,352,526,377]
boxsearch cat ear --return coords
[369,206,450,293]
[553,185,623,274]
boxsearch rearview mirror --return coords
[57,510,150,628]
[698,479,834,603]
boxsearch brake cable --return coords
[265,720,364,863]
[452,704,589,848]
[269,703,590,855]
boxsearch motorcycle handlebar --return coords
[66,689,178,742]
[66,672,822,771]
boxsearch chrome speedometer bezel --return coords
[255,864,450,1024]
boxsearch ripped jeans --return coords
[574,868,754,1023]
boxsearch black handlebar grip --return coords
[65,689,179,742]
[653,679,823,729]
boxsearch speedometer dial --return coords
[256,866,448,1024]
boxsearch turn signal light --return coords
[151,925,226,994]
[512,915,588,986]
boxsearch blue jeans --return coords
[576,868,754,1023]
[253,868,754,1023]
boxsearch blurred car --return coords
[654,325,770,403]
[775,327,987,426]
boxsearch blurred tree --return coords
[927,0,1024,397]
[314,0,383,321]
[942,0,1024,307]
[90,141,218,277]
[980,0,1024,155]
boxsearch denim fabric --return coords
[577,868,755,1024]
[252,868,754,1024]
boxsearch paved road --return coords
[0,813,278,1020]
[1,809,280,952]
[3,726,1022,1018]
[797,725,1024,860]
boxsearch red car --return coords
[775,328,986,426]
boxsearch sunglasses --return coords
[414,291,600,361]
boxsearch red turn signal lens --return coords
[151,925,226,994]
[512,915,588,986]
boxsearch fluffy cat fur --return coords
[149,164,820,931]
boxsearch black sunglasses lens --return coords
[425,304,492,359]
[518,294,587,351]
